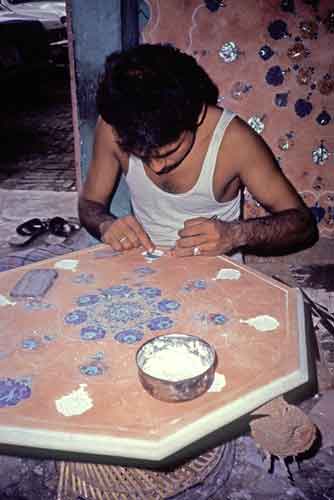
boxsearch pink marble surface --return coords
[0,245,307,459]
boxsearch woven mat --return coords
[56,442,235,500]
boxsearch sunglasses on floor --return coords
[16,217,80,239]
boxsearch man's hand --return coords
[100,215,155,253]
[174,217,240,257]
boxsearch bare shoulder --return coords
[94,117,127,163]
[221,114,304,212]
[215,113,270,184]
[80,117,128,204]
[224,115,270,159]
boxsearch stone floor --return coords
[0,66,76,193]
[0,67,333,500]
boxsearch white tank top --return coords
[126,109,242,255]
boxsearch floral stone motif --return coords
[0,377,31,407]
[218,42,240,63]
[248,116,265,134]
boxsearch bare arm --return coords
[177,117,318,257]
[79,117,154,251]
[78,117,120,240]
[230,118,318,254]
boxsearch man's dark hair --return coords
[96,43,219,158]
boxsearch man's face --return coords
[137,129,197,175]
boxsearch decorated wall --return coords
[141,0,334,244]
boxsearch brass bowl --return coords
[136,334,216,402]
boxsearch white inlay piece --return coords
[214,268,241,280]
[0,295,16,306]
[55,384,93,416]
[208,372,227,392]
[54,259,79,272]
[240,315,279,332]
[142,249,164,261]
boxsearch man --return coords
[79,43,318,260]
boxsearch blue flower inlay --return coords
[134,266,156,275]
[209,313,228,325]
[22,338,39,350]
[72,273,95,284]
[80,364,104,376]
[147,316,174,331]
[102,302,144,323]
[77,294,100,306]
[80,325,106,341]
[184,279,207,291]
[70,280,179,342]
[114,329,144,344]
[102,285,133,298]
[138,287,162,299]
[65,309,88,325]
[0,377,31,407]
[158,299,180,312]
[24,301,53,311]
[43,335,55,342]
[194,280,207,289]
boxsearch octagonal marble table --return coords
[0,245,309,462]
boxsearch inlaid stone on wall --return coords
[142,0,334,239]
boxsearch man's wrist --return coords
[99,216,116,240]
[230,220,248,250]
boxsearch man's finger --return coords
[183,217,207,227]
[174,242,217,258]
[176,234,207,249]
[126,217,155,251]
[178,222,207,239]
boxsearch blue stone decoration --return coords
[209,313,228,325]
[72,273,95,284]
[280,0,295,13]
[102,285,133,298]
[259,45,274,61]
[80,325,106,341]
[0,377,31,407]
[77,294,100,306]
[102,302,144,323]
[92,351,105,360]
[65,309,88,325]
[114,329,144,344]
[134,266,156,276]
[22,338,39,350]
[24,301,53,311]
[183,279,208,292]
[69,282,181,341]
[268,20,289,40]
[266,66,285,86]
[194,280,207,289]
[316,111,331,126]
[310,203,325,223]
[295,99,313,118]
[80,364,104,376]
[147,316,174,331]
[205,0,223,12]
[158,299,181,312]
[138,287,162,299]
[275,92,289,107]
[43,335,55,342]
